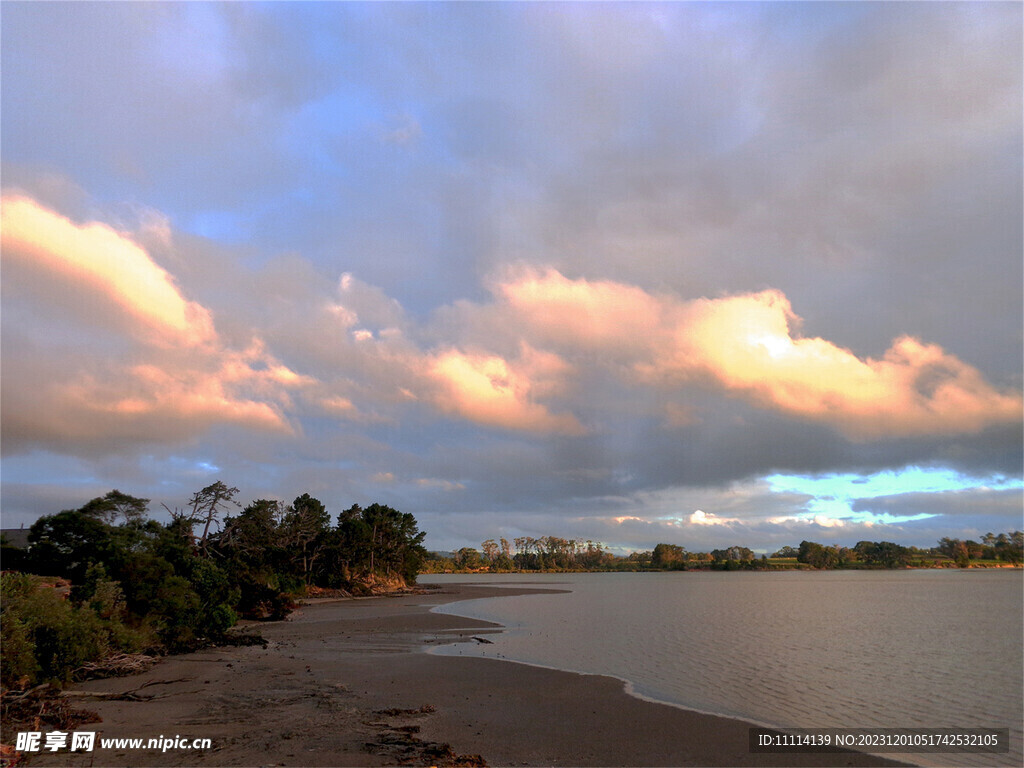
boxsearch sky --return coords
[2,1,1022,555]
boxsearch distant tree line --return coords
[1,483,426,688]
[426,536,616,572]
[792,534,1023,569]
[425,531,1023,573]
[935,533,1024,567]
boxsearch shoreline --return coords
[26,583,907,767]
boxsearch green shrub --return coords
[206,603,238,635]
[1,572,152,687]
[1,602,39,687]
[1,573,104,686]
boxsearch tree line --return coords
[426,531,1023,573]
[435,536,617,572]
[1,482,427,688]
[789,533,1023,569]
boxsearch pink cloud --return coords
[498,266,663,353]
[492,269,1022,439]
[426,345,585,435]
[1,194,215,347]
[1,195,314,452]
[665,290,1023,438]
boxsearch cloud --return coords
[1,195,313,454]
[498,267,663,354]
[1,194,215,347]
[1,3,1019,550]
[102,342,311,430]
[852,486,1024,523]
[768,515,847,529]
[426,345,584,435]
[415,478,466,492]
[664,290,1023,439]
[492,269,1022,439]
[689,509,739,526]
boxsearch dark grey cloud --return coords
[853,488,1024,526]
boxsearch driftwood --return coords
[61,690,154,703]
[1,683,52,702]
[470,636,494,644]
[61,685,202,703]
[73,653,158,681]
[133,677,189,690]
[364,704,486,767]
[1,685,101,733]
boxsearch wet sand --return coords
[31,584,906,767]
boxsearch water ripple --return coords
[426,571,1023,767]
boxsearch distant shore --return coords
[30,584,908,767]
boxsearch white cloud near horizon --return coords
[689,509,740,526]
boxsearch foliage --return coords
[711,546,755,565]
[1,572,150,688]
[938,533,1023,566]
[798,540,845,569]
[854,540,910,568]
[8,483,429,682]
[170,481,241,557]
[652,543,687,569]
[27,510,115,583]
[332,503,427,585]
[78,490,150,526]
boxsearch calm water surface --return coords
[422,570,1023,767]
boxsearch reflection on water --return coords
[423,570,1023,767]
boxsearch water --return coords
[421,570,1023,767]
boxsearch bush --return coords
[2,573,101,686]
[206,603,239,635]
[1,572,152,688]
[1,601,39,688]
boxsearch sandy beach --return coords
[27,584,906,767]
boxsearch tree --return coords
[0,533,27,571]
[652,543,687,569]
[218,499,285,567]
[481,539,499,564]
[333,504,370,582]
[952,540,970,568]
[772,546,799,558]
[493,537,514,570]
[854,540,910,568]
[710,546,755,565]
[176,481,241,557]
[936,537,960,559]
[333,503,426,584]
[283,494,331,583]
[513,536,540,570]
[27,510,114,582]
[995,531,1023,564]
[580,540,609,569]
[215,499,293,620]
[798,540,842,569]
[79,490,150,526]
[455,547,483,570]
